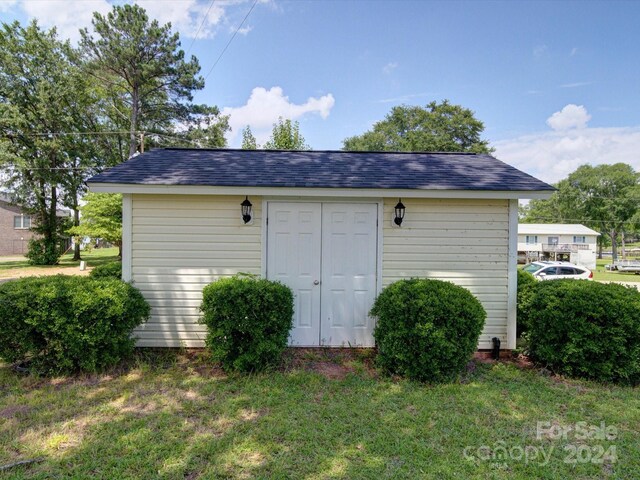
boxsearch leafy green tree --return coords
[68,193,123,256]
[522,179,582,223]
[523,163,640,261]
[241,126,258,149]
[264,118,310,150]
[343,100,491,153]
[80,4,205,158]
[0,21,102,264]
[162,105,229,148]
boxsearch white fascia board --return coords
[87,183,553,200]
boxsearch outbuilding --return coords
[88,148,553,350]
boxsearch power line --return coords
[203,0,258,82]
[2,131,131,137]
[185,0,216,56]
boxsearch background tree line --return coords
[0,4,229,264]
[520,163,640,262]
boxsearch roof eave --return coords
[87,182,554,200]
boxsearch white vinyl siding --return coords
[130,194,511,350]
[382,198,510,349]
[130,194,262,347]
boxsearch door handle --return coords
[313,280,320,285]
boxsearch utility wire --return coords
[3,131,131,137]
[185,0,216,56]
[203,0,258,81]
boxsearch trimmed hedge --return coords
[0,275,150,375]
[371,278,486,383]
[90,261,122,279]
[517,269,537,336]
[200,276,294,372]
[529,280,640,384]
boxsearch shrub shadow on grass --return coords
[0,351,638,479]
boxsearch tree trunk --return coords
[49,185,57,242]
[128,87,139,158]
[611,229,618,263]
[47,184,59,264]
[597,236,603,259]
[117,242,122,258]
[621,231,626,260]
[72,206,81,261]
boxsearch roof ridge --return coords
[160,147,478,155]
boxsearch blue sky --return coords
[1,0,639,183]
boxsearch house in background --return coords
[88,148,553,351]
[518,223,600,269]
[0,193,36,255]
[0,193,73,256]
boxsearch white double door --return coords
[267,202,378,346]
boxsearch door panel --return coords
[321,203,378,346]
[267,203,322,346]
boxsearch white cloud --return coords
[137,0,226,40]
[495,125,640,185]
[13,0,255,42]
[559,81,592,88]
[0,0,18,13]
[20,0,111,41]
[383,62,398,74]
[376,92,429,104]
[533,44,548,58]
[236,25,253,35]
[546,104,591,131]
[221,86,335,146]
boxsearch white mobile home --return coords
[88,149,553,350]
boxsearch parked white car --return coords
[522,261,593,281]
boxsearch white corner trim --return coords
[376,200,383,295]
[506,199,518,349]
[261,198,268,279]
[87,182,553,200]
[122,194,133,282]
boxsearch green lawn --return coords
[0,350,638,479]
[593,259,640,283]
[0,247,119,272]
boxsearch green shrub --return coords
[26,237,64,265]
[90,261,122,279]
[0,275,150,375]
[370,278,486,383]
[200,276,294,372]
[528,280,640,384]
[517,269,537,336]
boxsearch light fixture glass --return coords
[241,196,253,224]
[394,199,405,226]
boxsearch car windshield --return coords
[523,263,544,273]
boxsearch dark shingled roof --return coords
[88,148,554,191]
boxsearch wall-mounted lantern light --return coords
[241,196,253,224]
[393,199,405,227]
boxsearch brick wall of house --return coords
[0,200,36,256]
